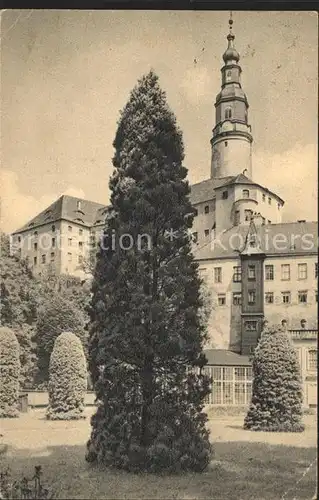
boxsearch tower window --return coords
[225,108,232,120]
[243,189,250,199]
[204,229,210,237]
[245,320,257,332]
[222,191,228,199]
[244,209,253,221]
[233,293,242,306]
[233,266,242,282]
[225,141,228,147]
[226,70,232,81]
[234,210,240,226]
[52,224,56,232]
[248,290,256,305]
[248,265,256,280]
[262,194,266,202]
[204,205,209,214]
[268,197,272,205]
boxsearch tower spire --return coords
[210,13,253,179]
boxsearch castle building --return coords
[11,17,317,407]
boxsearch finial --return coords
[229,11,233,32]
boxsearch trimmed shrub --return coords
[35,294,87,385]
[0,327,20,418]
[244,325,304,432]
[46,332,87,420]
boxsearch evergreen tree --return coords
[47,332,87,420]
[35,294,87,385]
[86,71,212,473]
[244,325,304,432]
[0,327,21,418]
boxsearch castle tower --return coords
[211,15,253,179]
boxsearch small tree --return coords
[35,294,87,385]
[244,325,304,432]
[46,332,87,420]
[0,327,21,418]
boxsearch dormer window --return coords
[77,201,81,211]
[242,189,249,199]
[225,108,232,120]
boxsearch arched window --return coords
[225,108,232,120]
[243,189,250,199]
[226,70,232,82]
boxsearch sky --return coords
[1,10,318,233]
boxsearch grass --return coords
[0,408,317,499]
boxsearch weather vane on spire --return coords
[229,11,233,32]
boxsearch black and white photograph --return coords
[0,9,317,499]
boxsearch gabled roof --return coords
[92,205,109,227]
[13,195,106,234]
[194,221,318,261]
[214,173,285,204]
[204,349,251,366]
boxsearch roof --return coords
[204,349,251,366]
[194,221,318,261]
[13,195,106,234]
[214,173,285,204]
[92,205,109,227]
[189,177,233,205]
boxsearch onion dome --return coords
[223,17,240,63]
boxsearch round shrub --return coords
[0,326,21,418]
[244,325,304,432]
[46,332,87,420]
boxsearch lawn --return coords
[0,408,317,499]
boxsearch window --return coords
[298,291,308,304]
[282,292,291,304]
[278,203,281,209]
[52,225,56,232]
[33,256,37,265]
[262,217,266,225]
[68,238,72,247]
[268,197,271,205]
[281,264,290,281]
[204,229,209,237]
[34,231,38,236]
[307,349,317,371]
[50,252,55,262]
[226,70,232,81]
[225,107,232,119]
[78,241,83,250]
[34,242,38,251]
[41,254,46,264]
[265,265,274,281]
[78,255,83,264]
[68,252,72,262]
[52,238,55,248]
[268,220,271,225]
[262,194,266,202]
[233,293,242,306]
[298,263,307,280]
[193,208,198,216]
[265,292,274,304]
[79,228,83,236]
[248,290,256,305]
[77,201,82,211]
[192,232,198,243]
[315,263,318,278]
[248,265,256,280]
[210,366,252,405]
[68,225,72,232]
[233,266,242,282]
[242,189,250,199]
[225,141,228,147]
[17,236,21,243]
[218,294,226,306]
[245,321,257,332]
[214,267,222,284]
[244,209,252,222]
[234,210,240,226]
[222,191,228,199]
[204,205,210,214]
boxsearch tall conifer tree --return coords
[86,71,212,472]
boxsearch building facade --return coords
[11,17,317,406]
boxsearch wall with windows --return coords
[12,222,62,276]
[191,200,216,246]
[233,185,282,225]
[293,334,317,407]
[198,258,242,352]
[214,184,236,233]
[59,221,91,278]
[263,255,318,329]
